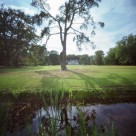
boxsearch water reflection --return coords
[7,103,136,136]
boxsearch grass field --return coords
[0,65,136,92]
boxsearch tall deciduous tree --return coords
[31,0,103,70]
[0,5,38,67]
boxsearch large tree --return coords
[31,0,103,70]
[0,5,38,67]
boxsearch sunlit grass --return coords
[0,65,136,92]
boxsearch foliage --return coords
[48,50,60,65]
[0,5,39,67]
[104,34,136,65]
[90,55,96,65]
[104,48,118,65]
[95,50,104,65]
[28,45,46,66]
[79,54,90,65]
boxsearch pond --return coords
[6,103,136,136]
[1,90,136,135]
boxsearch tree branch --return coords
[70,27,83,34]
[66,1,76,31]
[67,32,76,35]
[44,32,59,46]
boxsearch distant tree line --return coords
[67,50,104,65]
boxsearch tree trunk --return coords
[60,45,67,71]
[59,24,68,71]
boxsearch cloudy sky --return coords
[0,0,136,55]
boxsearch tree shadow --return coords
[68,70,136,89]
[106,73,136,87]
[68,70,96,89]
[35,70,60,90]
[36,69,136,90]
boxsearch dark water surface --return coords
[7,103,136,136]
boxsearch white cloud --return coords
[5,5,37,15]
[111,0,136,16]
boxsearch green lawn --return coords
[0,65,136,92]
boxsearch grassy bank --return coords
[0,65,136,92]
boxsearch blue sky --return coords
[0,0,136,55]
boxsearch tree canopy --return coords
[104,34,136,65]
[0,5,39,67]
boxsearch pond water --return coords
[7,103,136,136]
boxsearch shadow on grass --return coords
[39,70,99,90]
[38,70,63,90]
[68,70,96,88]
[106,73,136,87]
[68,70,136,89]
[41,78,61,90]
[38,70,71,90]
[37,69,136,90]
